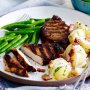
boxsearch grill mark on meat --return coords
[4,54,24,69]
[29,44,36,54]
[40,15,69,49]
[42,45,50,59]
[45,44,54,60]
[34,45,42,57]
[43,28,65,32]
[4,54,28,77]
[45,21,65,25]
[11,49,36,72]
[44,29,68,33]
[45,21,66,26]
[38,45,48,60]
[21,43,64,65]
[11,49,23,64]
[50,44,57,52]
[23,44,36,54]
[49,44,57,58]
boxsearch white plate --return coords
[0,6,90,86]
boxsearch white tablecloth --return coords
[0,0,73,16]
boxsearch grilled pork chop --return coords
[40,15,70,49]
[21,43,64,65]
[11,48,36,72]
[3,54,28,77]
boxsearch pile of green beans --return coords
[0,18,50,54]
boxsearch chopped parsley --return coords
[42,74,49,77]
[77,49,82,53]
[82,64,87,68]
[63,66,67,76]
[54,66,62,75]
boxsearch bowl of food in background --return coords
[71,0,90,14]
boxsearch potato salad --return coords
[48,21,90,80]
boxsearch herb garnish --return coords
[54,66,62,75]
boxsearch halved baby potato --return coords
[65,44,87,68]
[74,21,90,35]
[48,58,71,80]
[69,22,90,53]
[65,44,87,76]
[68,29,85,43]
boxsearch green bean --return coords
[12,34,28,47]
[31,19,45,26]
[35,31,40,44]
[6,26,41,35]
[2,18,49,30]
[2,20,45,31]
[6,33,16,36]
[6,34,28,52]
[25,34,32,44]
[0,41,2,44]
[1,19,36,29]
[5,36,16,41]
[0,33,15,41]
[0,35,21,53]
[6,29,34,35]
[30,18,50,21]
[45,18,51,21]
[32,32,37,44]
[0,41,8,50]
[14,19,35,24]
[2,24,31,30]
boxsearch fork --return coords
[16,14,31,22]
[73,59,90,90]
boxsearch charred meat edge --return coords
[21,44,64,65]
[21,45,44,65]
[11,48,36,72]
[40,15,70,49]
[3,54,28,77]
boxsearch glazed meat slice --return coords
[3,54,28,77]
[40,15,70,49]
[21,44,64,65]
[10,48,36,72]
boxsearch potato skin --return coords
[79,39,90,53]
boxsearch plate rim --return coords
[0,6,90,19]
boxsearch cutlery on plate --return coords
[73,58,90,90]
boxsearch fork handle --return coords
[79,69,89,90]
[72,67,88,90]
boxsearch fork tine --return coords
[72,67,87,90]
[17,14,30,22]
[21,14,29,21]
[17,14,26,21]
[23,14,30,21]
